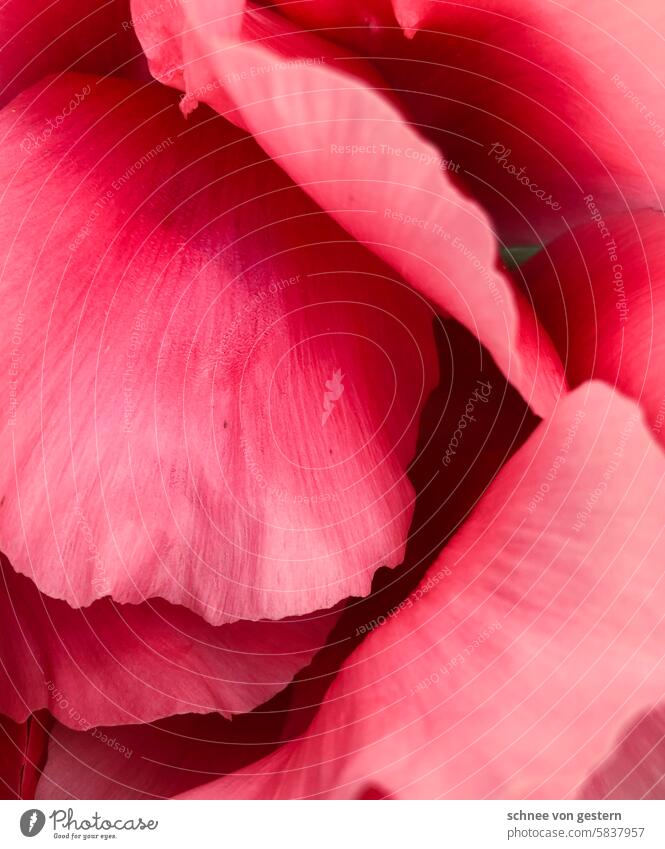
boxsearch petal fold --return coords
[0,556,337,728]
[0,73,437,622]
[179,382,665,799]
[0,0,145,107]
[522,209,665,443]
[130,0,565,416]
[0,712,50,799]
[264,0,665,243]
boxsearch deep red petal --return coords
[0,712,50,799]
[0,0,146,107]
[521,209,665,444]
[35,707,291,799]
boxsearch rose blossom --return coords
[1,0,665,801]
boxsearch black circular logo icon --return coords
[20,810,46,837]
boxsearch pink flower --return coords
[1,0,665,800]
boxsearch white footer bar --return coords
[1,800,664,848]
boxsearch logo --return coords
[321,369,345,426]
[20,809,45,837]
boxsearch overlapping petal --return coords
[581,707,665,799]
[0,73,438,623]
[177,383,665,799]
[0,556,337,729]
[0,0,146,107]
[130,0,565,417]
[521,209,665,442]
[0,712,50,799]
[36,708,286,799]
[268,0,665,243]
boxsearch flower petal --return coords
[130,0,565,417]
[0,0,146,107]
[581,708,665,799]
[0,555,337,728]
[178,382,665,799]
[521,209,665,443]
[267,0,665,243]
[387,0,665,242]
[0,712,50,799]
[0,73,437,623]
[34,323,540,801]
[36,709,286,799]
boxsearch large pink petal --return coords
[130,0,565,417]
[266,318,540,745]
[0,73,437,623]
[0,556,337,728]
[178,382,665,799]
[33,321,540,801]
[0,0,146,107]
[269,0,665,244]
[521,209,665,444]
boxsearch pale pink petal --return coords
[130,0,565,417]
[277,318,540,742]
[0,556,337,728]
[522,209,665,444]
[178,382,665,799]
[0,74,437,623]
